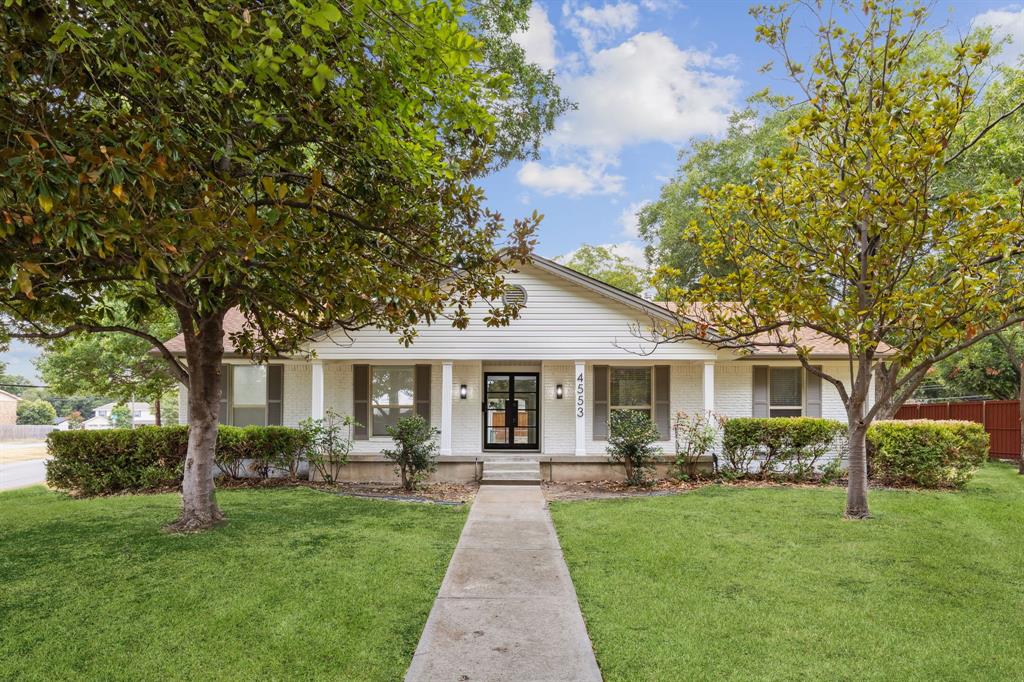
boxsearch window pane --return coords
[233,406,266,427]
[610,368,651,407]
[372,406,414,436]
[372,367,415,407]
[233,366,267,405]
[770,368,802,407]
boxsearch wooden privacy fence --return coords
[0,424,56,441]
[894,400,1021,460]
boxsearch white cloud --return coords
[517,160,625,196]
[552,32,741,151]
[619,199,650,237]
[513,4,559,70]
[565,1,639,53]
[972,8,1024,66]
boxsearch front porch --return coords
[302,358,718,459]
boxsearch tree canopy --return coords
[639,106,795,292]
[0,0,567,530]
[654,0,1024,518]
[37,304,179,424]
[560,245,649,296]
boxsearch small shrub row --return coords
[47,426,190,495]
[720,417,848,481]
[46,424,333,495]
[867,419,988,488]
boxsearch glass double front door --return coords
[484,373,539,449]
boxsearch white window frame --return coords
[370,365,416,438]
[608,367,653,419]
[768,366,804,418]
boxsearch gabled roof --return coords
[0,388,21,401]
[157,254,877,359]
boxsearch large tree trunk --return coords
[154,396,162,427]
[845,397,870,519]
[166,312,227,532]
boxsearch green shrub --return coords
[299,410,356,484]
[47,424,310,495]
[672,410,717,480]
[867,419,988,488]
[720,417,847,480]
[46,426,189,495]
[382,414,439,491]
[607,410,662,486]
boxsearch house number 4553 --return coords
[575,373,585,418]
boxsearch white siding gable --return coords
[306,263,716,361]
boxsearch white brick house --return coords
[168,256,872,480]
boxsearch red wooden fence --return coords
[893,400,1021,460]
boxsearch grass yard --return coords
[0,486,466,681]
[550,464,1024,682]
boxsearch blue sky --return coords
[484,0,1024,264]
[3,1,1022,382]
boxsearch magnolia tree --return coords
[0,0,566,530]
[653,0,1024,518]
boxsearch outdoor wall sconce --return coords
[460,384,468,399]
[556,384,564,399]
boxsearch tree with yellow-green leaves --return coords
[655,0,1024,518]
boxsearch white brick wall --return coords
[283,364,312,427]
[542,361,575,454]
[452,361,482,454]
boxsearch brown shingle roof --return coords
[161,307,251,355]
[655,301,895,358]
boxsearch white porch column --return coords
[703,361,715,415]
[440,361,453,456]
[311,360,324,421]
[574,362,586,456]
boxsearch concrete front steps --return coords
[480,459,541,485]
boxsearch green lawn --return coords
[0,486,466,681]
[550,464,1024,681]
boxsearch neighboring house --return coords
[167,256,887,480]
[54,417,73,431]
[0,389,20,426]
[83,402,156,430]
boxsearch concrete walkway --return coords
[406,485,602,682]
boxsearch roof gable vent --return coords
[502,285,527,307]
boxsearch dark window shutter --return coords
[219,365,231,425]
[415,365,431,420]
[654,365,670,440]
[752,366,769,418]
[805,366,822,418]
[593,365,609,440]
[267,365,284,425]
[353,364,369,440]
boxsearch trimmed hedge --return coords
[46,426,190,495]
[46,425,311,495]
[867,419,989,488]
[720,417,847,480]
